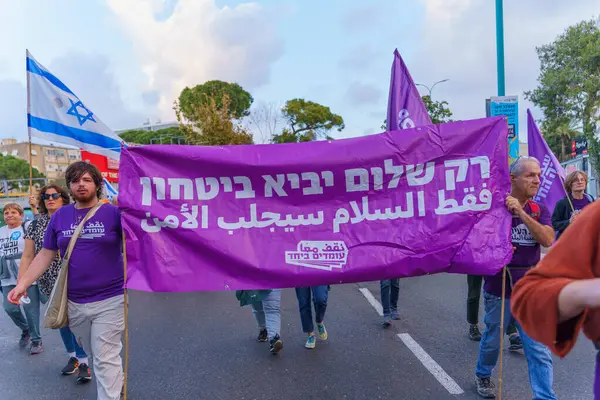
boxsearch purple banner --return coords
[386,49,432,132]
[119,117,513,292]
[527,110,567,213]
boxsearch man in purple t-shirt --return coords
[9,162,124,400]
[474,156,557,399]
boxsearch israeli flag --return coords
[26,50,124,160]
[103,178,118,201]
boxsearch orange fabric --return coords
[511,201,600,357]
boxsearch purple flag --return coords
[527,110,567,213]
[386,49,432,131]
[119,117,513,292]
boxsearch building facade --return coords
[0,139,81,180]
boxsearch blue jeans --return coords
[295,286,328,333]
[380,279,399,316]
[252,289,281,341]
[59,326,87,359]
[2,284,42,343]
[476,291,557,400]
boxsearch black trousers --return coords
[467,275,517,335]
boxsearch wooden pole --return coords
[497,266,508,399]
[122,229,129,400]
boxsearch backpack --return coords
[526,199,541,221]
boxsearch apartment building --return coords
[0,139,81,179]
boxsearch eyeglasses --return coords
[41,193,61,201]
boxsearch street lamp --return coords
[416,79,450,98]
[496,0,505,96]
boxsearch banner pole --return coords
[497,266,507,399]
[558,175,575,213]
[122,229,129,400]
[26,49,33,195]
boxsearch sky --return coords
[0,0,598,145]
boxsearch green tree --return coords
[119,126,185,145]
[175,93,253,146]
[178,80,253,122]
[541,118,581,162]
[526,18,600,169]
[0,155,44,192]
[380,95,453,130]
[421,95,453,124]
[272,99,344,143]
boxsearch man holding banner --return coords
[474,156,557,399]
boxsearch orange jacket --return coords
[511,201,600,357]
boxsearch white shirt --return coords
[0,224,26,287]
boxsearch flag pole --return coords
[26,49,33,195]
[497,266,508,400]
[558,175,575,213]
[122,228,129,400]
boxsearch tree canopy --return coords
[178,80,254,122]
[119,126,185,145]
[175,93,253,146]
[272,99,344,143]
[526,18,600,165]
[0,154,44,181]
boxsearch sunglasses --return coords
[41,193,61,201]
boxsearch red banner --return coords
[81,150,119,183]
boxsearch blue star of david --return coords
[66,98,96,126]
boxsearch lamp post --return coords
[496,0,505,96]
[416,79,449,98]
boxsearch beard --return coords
[72,188,97,203]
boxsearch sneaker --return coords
[61,357,80,375]
[382,315,392,328]
[19,330,30,348]
[469,324,482,341]
[475,377,496,398]
[305,335,316,349]
[391,310,400,320]
[317,323,328,340]
[30,341,44,355]
[77,363,92,384]
[508,334,523,351]
[257,328,268,342]
[269,334,283,354]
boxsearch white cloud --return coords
[346,81,382,106]
[414,0,599,141]
[107,0,285,119]
[338,43,377,71]
[0,80,26,140]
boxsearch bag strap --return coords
[63,202,103,263]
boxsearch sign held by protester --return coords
[119,117,513,292]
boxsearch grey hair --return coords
[510,156,540,176]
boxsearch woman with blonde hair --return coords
[0,202,42,354]
[552,170,594,240]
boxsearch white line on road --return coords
[358,287,464,395]
[358,287,383,316]
[398,333,464,395]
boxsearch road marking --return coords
[358,287,464,395]
[398,333,464,395]
[358,287,383,316]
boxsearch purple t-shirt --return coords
[572,195,592,213]
[484,201,552,297]
[43,203,124,304]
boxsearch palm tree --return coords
[543,119,581,161]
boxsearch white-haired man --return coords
[474,156,557,399]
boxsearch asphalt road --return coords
[0,273,594,400]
